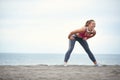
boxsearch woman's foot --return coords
[64,62,68,66]
[94,61,102,67]
[94,63,102,67]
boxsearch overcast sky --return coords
[0,0,120,54]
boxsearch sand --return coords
[0,65,120,80]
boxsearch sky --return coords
[0,0,120,54]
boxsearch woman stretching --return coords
[64,19,100,66]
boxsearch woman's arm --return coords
[87,30,96,39]
[68,27,85,39]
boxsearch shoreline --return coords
[0,64,120,66]
[0,65,120,80]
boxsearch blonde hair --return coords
[85,19,95,27]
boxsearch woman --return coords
[64,19,100,66]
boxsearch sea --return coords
[0,53,120,65]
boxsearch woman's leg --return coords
[64,39,76,62]
[75,37,97,64]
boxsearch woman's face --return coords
[89,21,96,30]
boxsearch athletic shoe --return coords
[64,62,68,67]
[95,63,102,67]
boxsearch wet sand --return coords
[0,65,120,80]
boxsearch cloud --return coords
[0,0,120,53]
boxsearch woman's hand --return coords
[83,37,87,40]
[90,33,94,37]
[69,36,75,40]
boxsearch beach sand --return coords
[0,65,120,80]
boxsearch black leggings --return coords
[64,36,96,63]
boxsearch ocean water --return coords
[0,53,120,65]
